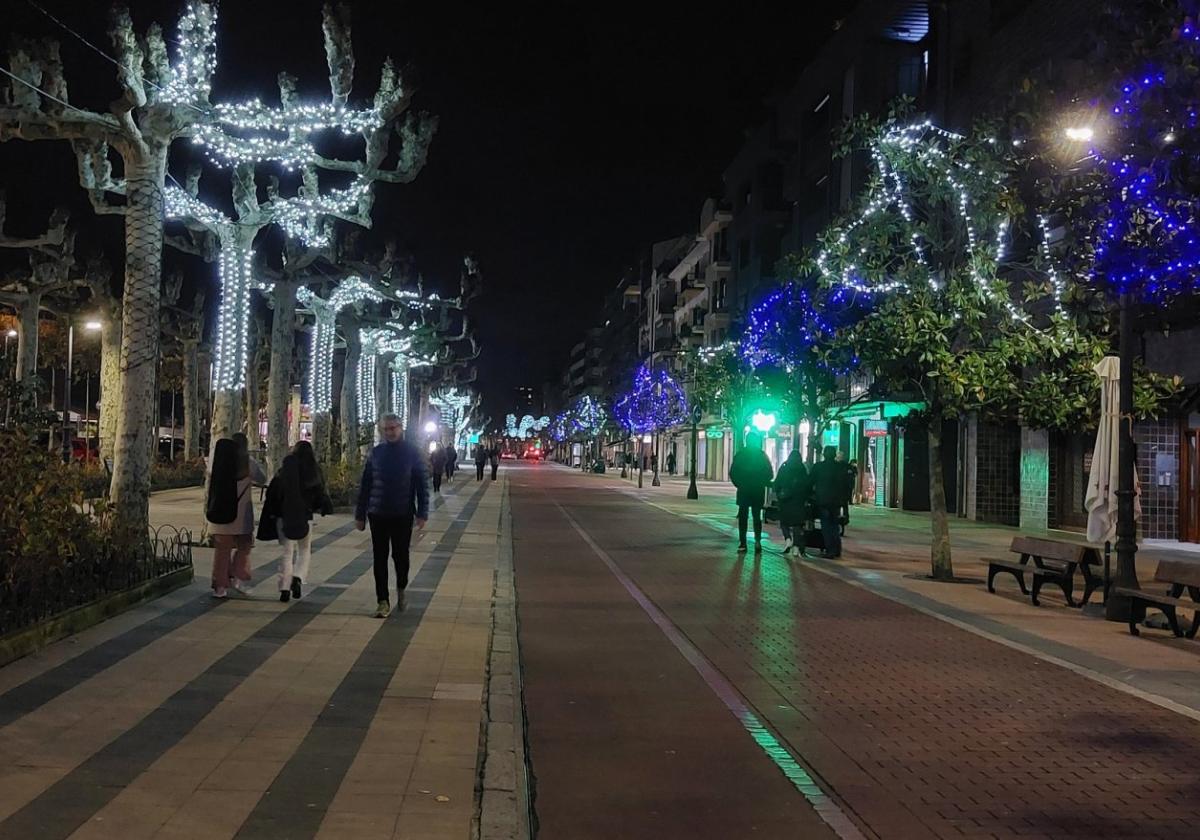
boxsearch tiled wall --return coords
[1135,417,1180,540]
[1020,428,1049,532]
[976,421,1021,526]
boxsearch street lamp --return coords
[61,319,102,462]
[687,403,702,500]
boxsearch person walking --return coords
[445,446,457,480]
[355,413,430,618]
[811,445,849,559]
[430,444,446,494]
[773,449,809,556]
[474,444,487,481]
[729,433,774,553]
[489,446,499,480]
[260,441,333,603]
[666,448,677,476]
[206,437,265,598]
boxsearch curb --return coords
[476,478,534,839]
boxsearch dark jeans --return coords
[490,462,498,479]
[432,470,443,493]
[476,463,485,480]
[818,506,842,557]
[368,513,414,602]
[737,503,763,546]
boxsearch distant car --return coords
[524,448,542,461]
[70,438,99,463]
[500,450,517,460]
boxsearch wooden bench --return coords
[985,536,1104,607]
[1113,558,1200,639]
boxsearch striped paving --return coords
[0,475,504,840]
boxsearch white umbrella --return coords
[1086,355,1140,545]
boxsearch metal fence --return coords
[0,525,194,637]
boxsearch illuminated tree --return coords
[1,2,436,535]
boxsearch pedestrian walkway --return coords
[0,474,522,840]
[520,463,1200,838]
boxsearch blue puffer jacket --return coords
[355,440,430,522]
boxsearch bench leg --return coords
[987,566,1028,596]
[1030,575,1043,607]
[1164,606,1184,638]
[1128,599,1141,636]
[1080,568,1101,607]
[1059,575,1077,608]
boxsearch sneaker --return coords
[291,577,302,600]
[279,590,291,603]
[397,591,406,611]
[780,539,794,554]
[375,600,391,619]
[232,579,250,595]
[211,587,228,599]
[737,543,748,553]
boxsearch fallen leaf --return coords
[435,795,450,803]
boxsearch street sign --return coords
[863,419,889,438]
[691,404,703,424]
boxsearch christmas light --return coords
[299,278,386,414]
[615,365,686,434]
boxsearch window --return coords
[714,278,727,311]
[898,53,925,99]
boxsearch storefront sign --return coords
[863,419,889,438]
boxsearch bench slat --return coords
[1153,558,1200,589]
[1010,536,1100,564]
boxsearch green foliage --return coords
[323,460,359,508]
[0,430,101,572]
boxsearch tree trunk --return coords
[15,294,40,383]
[110,148,168,540]
[244,340,260,441]
[373,352,390,446]
[265,281,297,475]
[211,388,242,446]
[312,412,332,464]
[182,338,199,461]
[98,315,122,462]
[339,323,361,464]
[209,232,256,443]
[928,418,954,580]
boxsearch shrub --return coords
[324,460,360,508]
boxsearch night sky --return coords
[2,0,845,420]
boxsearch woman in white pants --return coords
[260,442,332,602]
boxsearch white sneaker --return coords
[232,579,250,595]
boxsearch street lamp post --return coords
[1106,293,1142,622]
[687,403,701,500]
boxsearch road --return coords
[511,462,1200,839]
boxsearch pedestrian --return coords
[206,437,265,598]
[430,444,446,494]
[445,446,457,479]
[666,449,677,476]
[651,452,658,475]
[260,441,333,603]
[474,444,487,481]
[489,446,499,480]
[811,445,849,558]
[355,413,430,618]
[773,449,810,556]
[729,433,774,553]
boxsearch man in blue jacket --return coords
[355,413,430,617]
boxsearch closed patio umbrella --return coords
[1085,356,1141,598]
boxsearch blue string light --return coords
[615,365,688,434]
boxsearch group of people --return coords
[473,444,500,481]
[204,433,330,602]
[729,436,857,558]
[204,413,471,620]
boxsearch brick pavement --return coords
[0,476,515,840]
[517,464,1200,838]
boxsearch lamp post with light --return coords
[61,319,102,462]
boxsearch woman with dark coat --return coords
[260,441,333,602]
[773,449,810,556]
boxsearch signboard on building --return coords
[863,419,889,438]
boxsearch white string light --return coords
[300,279,386,414]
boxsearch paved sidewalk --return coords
[563,463,1200,717]
[521,463,1200,838]
[0,474,522,840]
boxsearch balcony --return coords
[680,283,706,304]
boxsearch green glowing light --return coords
[750,410,777,433]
